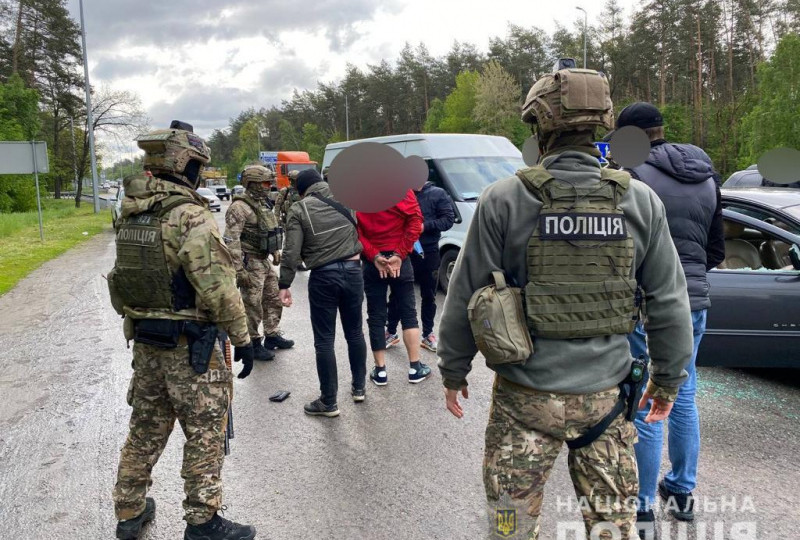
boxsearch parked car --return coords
[232,185,244,196]
[725,164,800,188]
[196,187,222,212]
[698,188,800,368]
[213,185,231,201]
[322,133,525,292]
[111,187,124,229]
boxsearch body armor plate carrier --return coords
[233,195,283,255]
[517,165,640,339]
[108,195,199,313]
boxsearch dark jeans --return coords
[363,257,418,352]
[387,250,441,337]
[308,261,367,406]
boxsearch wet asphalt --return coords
[0,199,797,540]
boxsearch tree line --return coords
[209,0,800,183]
[0,0,148,212]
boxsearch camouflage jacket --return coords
[274,186,300,226]
[224,194,279,270]
[115,175,250,346]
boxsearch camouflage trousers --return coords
[241,255,283,338]
[484,376,639,539]
[113,340,232,525]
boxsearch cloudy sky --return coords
[66,0,640,151]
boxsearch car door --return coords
[699,210,800,368]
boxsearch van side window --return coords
[425,159,444,189]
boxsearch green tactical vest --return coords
[233,194,283,255]
[107,195,199,314]
[517,165,639,339]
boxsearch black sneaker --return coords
[116,497,155,539]
[252,337,275,361]
[303,398,340,417]
[636,509,658,540]
[352,386,366,403]
[264,333,294,350]
[370,365,388,386]
[659,479,694,521]
[408,362,432,384]
[184,512,256,540]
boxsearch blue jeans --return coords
[629,309,707,511]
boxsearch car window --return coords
[716,217,799,272]
[436,157,526,200]
[196,188,214,197]
[722,203,800,234]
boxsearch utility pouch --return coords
[467,271,533,366]
[623,355,647,421]
[184,321,219,375]
[133,319,183,348]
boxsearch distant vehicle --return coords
[699,188,800,368]
[213,185,231,201]
[725,164,800,188]
[102,182,111,189]
[111,187,124,229]
[323,133,525,292]
[232,185,244,196]
[261,151,317,189]
[196,187,222,212]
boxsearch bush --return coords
[0,176,37,213]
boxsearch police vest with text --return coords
[518,165,641,339]
[233,194,283,255]
[107,195,198,315]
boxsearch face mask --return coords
[184,160,202,190]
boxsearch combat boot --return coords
[184,512,256,540]
[252,337,275,361]
[263,332,294,350]
[116,497,155,539]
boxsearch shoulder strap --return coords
[310,193,357,228]
[155,195,200,218]
[490,271,507,290]
[600,166,631,192]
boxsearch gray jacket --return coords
[278,182,362,289]
[437,151,693,397]
[629,141,724,311]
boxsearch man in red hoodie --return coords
[357,190,429,385]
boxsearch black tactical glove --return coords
[234,342,254,379]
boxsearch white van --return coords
[322,133,524,291]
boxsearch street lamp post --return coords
[79,0,100,213]
[576,6,588,69]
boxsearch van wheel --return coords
[439,249,458,293]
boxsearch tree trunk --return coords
[11,0,24,74]
[696,13,703,147]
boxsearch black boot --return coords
[252,337,275,361]
[636,509,658,540]
[116,497,155,539]
[184,512,256,540]
[263,333,294,350]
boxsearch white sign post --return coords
[0,141,50,241]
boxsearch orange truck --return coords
[259,151,318,189]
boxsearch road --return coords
[0,199,797,539]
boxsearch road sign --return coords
[0,141,49,174]
[259,151,277,166]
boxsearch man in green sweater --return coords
[437,67,694,540]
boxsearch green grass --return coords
[0,198,112,295]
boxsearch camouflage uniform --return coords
[109,168,249,524]
[484,377,638,539]
[224,176,284,341]
[274,170,301,227]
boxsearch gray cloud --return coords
[69,0,401,51]
[92,55,151,80]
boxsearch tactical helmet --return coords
[137,122,210,177]
[521,69,613,136]
[240,164,275,187]
[287,170,300,186]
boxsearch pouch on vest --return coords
[467,271,533,366]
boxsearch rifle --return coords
[219,331,235,455]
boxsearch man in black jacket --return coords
[386,181,455,353]
[618,102,725,538]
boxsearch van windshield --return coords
[436,157,525,200]
[286,163,316,174]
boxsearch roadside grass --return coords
[0,199,112,295]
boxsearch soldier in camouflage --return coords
[274,170,308,271]
[437,66,694,540]
[108,121,256,540]
[225,164,294,361]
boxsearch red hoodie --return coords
[356,190,423,261]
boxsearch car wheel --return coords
[438,249,459,293]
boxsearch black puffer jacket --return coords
[629,141,725,311]
[415,182,456,251]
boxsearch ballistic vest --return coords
[233,194,283,255]
[518,165,639,339]
[108,195,198,314]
